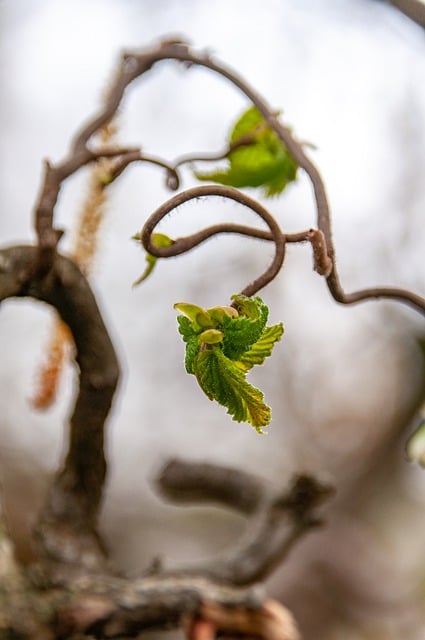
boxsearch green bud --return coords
[208,306,239,325]
[198,329,224,344]
[174,303,212,331]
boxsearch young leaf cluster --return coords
[194,106,298,196]
[174,295,283,433]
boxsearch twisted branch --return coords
[31,37,425,315]
[0,246,119,572]
[157,460,333,587]
[2,33,423,637]
[140,184,285,298]
[384,0,425,27]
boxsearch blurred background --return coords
[1,1,425,638]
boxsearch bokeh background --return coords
[1,1,425,638]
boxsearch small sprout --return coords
[198,329,224,344]
[133,233,175,286]
[208,305,239,324]
[175,295,283,432]
[174,303,213,330]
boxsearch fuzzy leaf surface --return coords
[221,296,269,360]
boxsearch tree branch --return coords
[0,245,120,573]
[29,36,425,316]
[157,460,333,587]
[1,459,321,638]
[383,0,425,28]
[140,184,285,298]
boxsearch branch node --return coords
[306,228,333,277]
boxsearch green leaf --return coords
[198,329,224,344]
[133,233,174,286]
[174,302,214,330]
[207,305,239,324]
[194,106,298,197]
[221,296,269,360]
[194,347,270,433]
[175,295,283,430]
[176,316,199,374]
[235,323,284,371]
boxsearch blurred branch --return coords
[157,459,265,515]
[0,452,321,637]
[0,571,299,639]
[0,245,120,575]
[173,131,259,169]
[383,0,425,27]
[0,245,328,636]
[158,460,333,587]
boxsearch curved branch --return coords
[383,0,425,27]
[156,460,333,587]
[286,232,425,313]
[128,41,425,316]
[140,184,285,297]
[158,459,266,515]
[326,278,425,314]
[173,132,258,169]
[0,246,119,568]
[31,37,425,316]
[105,149,181,189]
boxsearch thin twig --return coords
[173,132,259,169]
[140,184,285,298]
[31,37,425,316]
[384,0,425,27]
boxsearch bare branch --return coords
[157,460,333,587]
[173,132,259,169]
[0,246,119,571]
[29,36,425,316]
[383,0,425,27]
[140,184,285,298]
[37,573,296,639]
[158,459,265,515]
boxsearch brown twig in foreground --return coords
[385,0,425,28]
[0,246,119,575]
